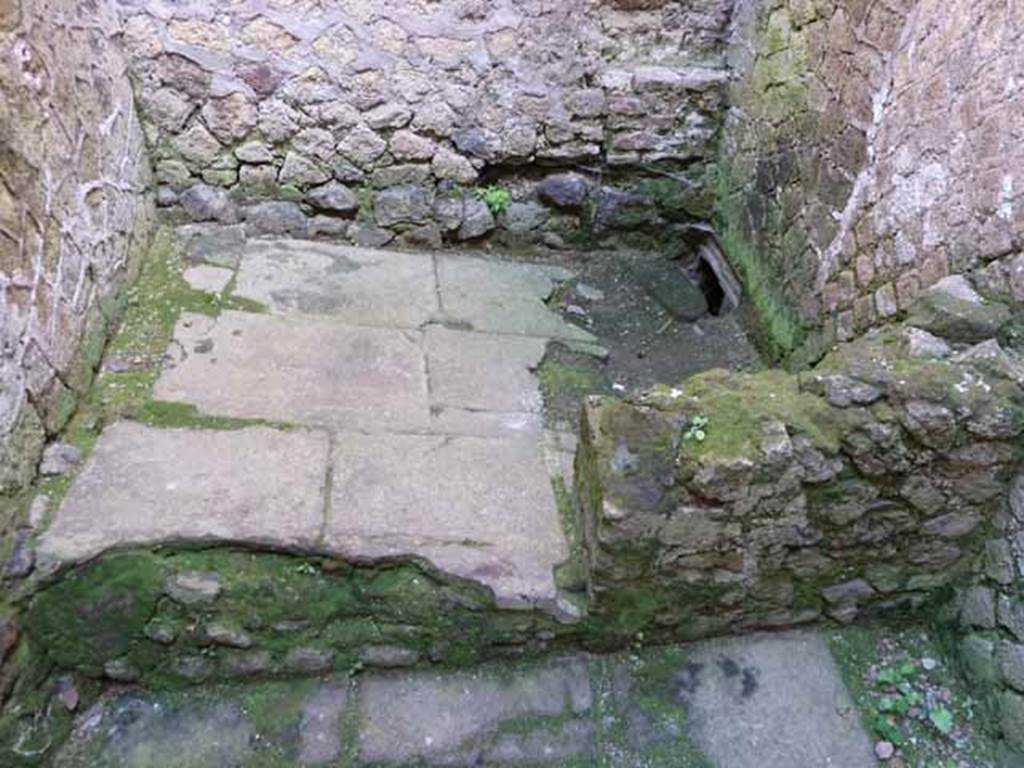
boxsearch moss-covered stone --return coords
[674,367,846,460]
[537,346,611,429]
[714,171,809,362]
[0,405,45,496]
[20,549,579,687]
[572,322,1023,652]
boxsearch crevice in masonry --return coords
[694,255,727,316]
[678,232,743,317]
[317,431,336,546]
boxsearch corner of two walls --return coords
[717,0,1023,366]
[715,0,1024,752]
[0,0,155,668]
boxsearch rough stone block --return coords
[305,181,358,213]
[960,586,997,629]
[374,185,433,227]
[960,634,999,684]
[242,201,308,237]
[999,641,1024,692]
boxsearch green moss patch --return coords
[674,367,845,461]
[21,548,576,688]
[714,171,809,363]
[590,647,713,768]
[538,345,611,429]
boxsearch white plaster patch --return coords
[998,174,1014,221]
[891,161,948,222]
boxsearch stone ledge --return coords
[573,321,1024,640]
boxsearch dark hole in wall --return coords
[677,226,742,317]
[695,256,726,316]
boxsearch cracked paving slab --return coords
[436,255,597,342]
[428,407,545,439]
[425,325,547,413]
[232,238,439,328]
[44,241,594,618]
[36,422,329,571]
[324,431,568,610]
[154,311,432,432]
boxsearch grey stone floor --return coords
[52,631,875,768]
[39,237,585,612]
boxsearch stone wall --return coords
[0,0,153,502]
[572,274,1024,752]
[717,0,1024,362]
[117,0,732,247]
[944,478,1024,759]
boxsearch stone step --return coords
[37,420,569,612]
[51,632,875,768]
[34,239,593,678]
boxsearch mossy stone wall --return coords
[717,0,1023,364]
[716,0,917,361]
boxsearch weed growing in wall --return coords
[475,185,512,216]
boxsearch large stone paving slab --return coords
[425,326,546,413]
[324,432,568,609]
[55,696,255,768]
[38,422,328,569]
[53,678,348,768]
[358,657,594,765]
[428,407,544,439]
[679,631,875,768]
[154,311,431,432]
[233,239,439,327]
[437,255,597,342]
[52,639,875,767]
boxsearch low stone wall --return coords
[116,0,732,247]
[0,2,152,506]
[573,277,1024,751]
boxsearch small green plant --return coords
[866,661,958,748]
[876,662,916,686]
[295,561,317,576]
[928,707,954,735]
[475,185,512,216]
[869,712,905,746]
[682,414,709,443]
